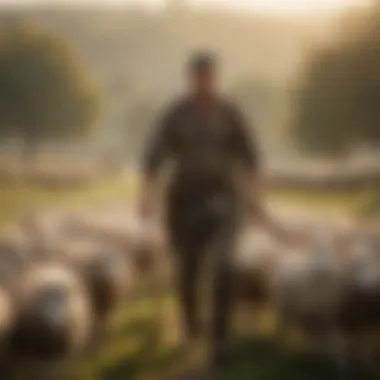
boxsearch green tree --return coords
[0,24,102,154]
[290,9,380,156]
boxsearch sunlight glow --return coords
[0,0,370,15]
[191,0,368,14]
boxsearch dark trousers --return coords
[166,178,239,365]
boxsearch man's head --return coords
[188,51,218,98]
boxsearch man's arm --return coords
[140,104,178,219]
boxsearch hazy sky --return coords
[0,0,370,15]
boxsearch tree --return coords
[0,24,102,154]
[290,9,380,157]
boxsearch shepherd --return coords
[140,51,279,375]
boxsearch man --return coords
[140,51,263,371]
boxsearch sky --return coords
[0,0,371,15]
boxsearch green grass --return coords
[72,292,380,380]
[0,177,378,379]
[0,175,138,232]
[0,172,376,234]
[269,187,380,220]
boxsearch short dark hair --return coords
[188,51,217,74]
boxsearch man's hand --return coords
[248,176,294,245]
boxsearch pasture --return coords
[0,173,379,380]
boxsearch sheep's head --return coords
[34,286,71,329]
[89,248,130,289]
[63,239,133,314]
[234,227,279,272]
[17,263,93,349]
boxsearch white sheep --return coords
[234,226,280,304]
[270,227,348,376]
[336,235,380,368]
[7,262,93,380]
[60,238,135,351]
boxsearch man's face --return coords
[191,68,217,97]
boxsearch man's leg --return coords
[209,216,238,368]
[176,248,203,342]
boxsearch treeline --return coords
[0,5,322,162]
[0,24,107,186]
[1,4,380,184]
[291,7,380,157]
[0,24,102,155]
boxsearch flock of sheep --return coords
[0,202,167,380]
[235,214,380,376]
[0,201,378,379]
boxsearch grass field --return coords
[0,175,377,232]
[0,176,137,232]
[0,177,379,380]
[73,292,380,380]
[269,187,380,220]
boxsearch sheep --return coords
[57,205,167,281]
[230,225,282,336]
[233,227,280,299]
[92,210,170,290]
[0,283,17,372]
[129,218,169,281]
[270,227,349,375]
[335,235,380,367]
[6,261,93,380]
[0,238,23,376]
[0,236,30,352]
[59,238,135,351]
[0,284,15,341]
